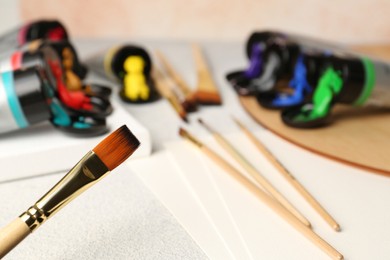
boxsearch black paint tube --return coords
[0,67,51,134]
[0,20,68,56]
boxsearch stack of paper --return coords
[129,130,390,259]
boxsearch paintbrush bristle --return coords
[195,90,222,105]
[93,125,140,171]
[178,127,187,137]
[182,97,198,112]
[197,118,215,133]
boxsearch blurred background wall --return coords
[1,0,389,44]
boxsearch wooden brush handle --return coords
[0,218,31,258]
[156,51,193,95]
[152,68,188,121]
[192,43,209,73]
[202,146,343,260]
[212,133,311,228]
[152,68,171,98]
[239,124,340,231]
[192,44,214,87]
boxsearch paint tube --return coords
[85,45,159,103]
[0,20,68,57]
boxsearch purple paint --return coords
[244,44,263,78]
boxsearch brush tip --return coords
[179,112,189,123]
[195,91,222,105]
[93,125,140,171]
[182,99,198,113]
[178,127,186,136]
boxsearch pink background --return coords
[14,0,390,43]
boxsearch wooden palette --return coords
[239,94,390,176]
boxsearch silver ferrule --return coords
[20,151,110,231]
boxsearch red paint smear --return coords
[49,60,92,111]
[47,27,67,41]
[11,52,23,70]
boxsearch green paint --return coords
[294,67,343,122]
[354,58,375,106]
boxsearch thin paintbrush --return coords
[198,118,311,228]
[178,128,343,260]
[232,116,341,232]
[192,43,222,105]
[152,67,188,123]
[0,125,140,258]
[155,50,198,112]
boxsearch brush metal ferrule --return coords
[181,129,204,148]
[19,151,110,232]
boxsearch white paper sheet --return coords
[164,130,390,259]
[129,151,234,260]
[165,141,254,260]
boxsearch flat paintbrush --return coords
[179,127,343,260]
[0,125,140,258]
[192,43,222,105]
[198,118,311,228]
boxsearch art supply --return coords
[123,56,150,101]
[0,45,112,136]
[282,55,390,128]
[178,127,343,259]
[22,44,113,118]
[246,31,365,59]
[164,141,254,259]
[243,31,390,128]
[225,43,266,96]
[255,52,327,109]
[45,61,110,137]
[0,125,140,258]
[244,43,264,78]
[192,44,222,105]
[226,32,299,96]
[48,43,111,104]
[130,151,235,260]
[44,40,88,80]
[152,67,188,122]
[0,67,51,134]
[23,39,110,99]
[0,43,58,77]
[226,44,265,96]
[85,45,160,103]
[48,60,113,117]
[0,20,68,56]
[155,50,197,112]
[232,117,341,231]
[197,118,311,227]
